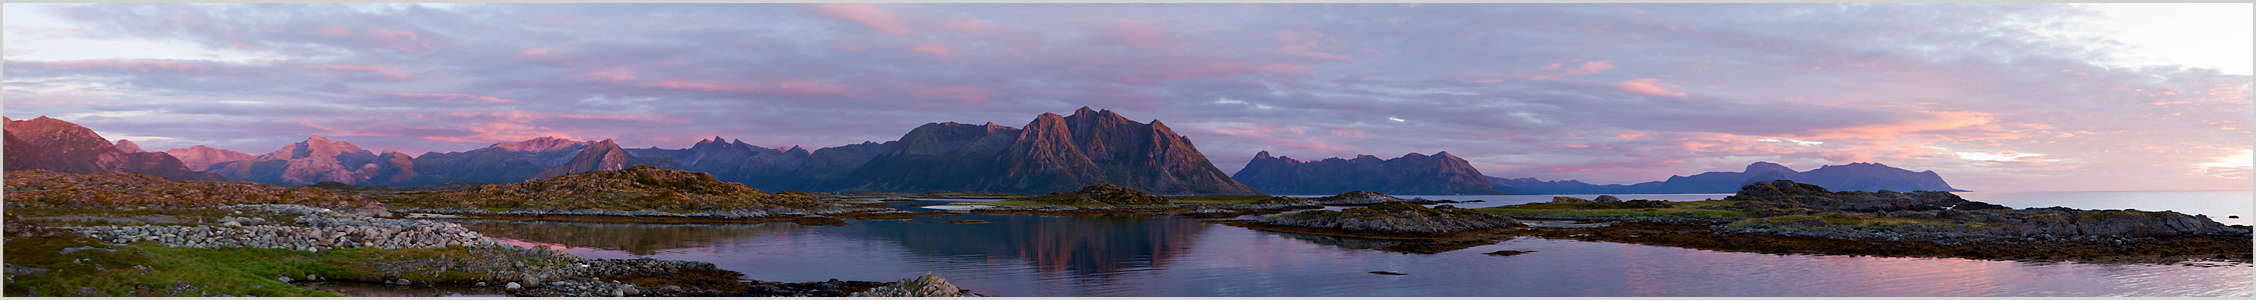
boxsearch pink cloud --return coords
[638,80,855,97]
[297,64,414,80]
[354,90,519,103]
[518,49,565,60]
[1100,19,1178,50]
[313,26,351,37]
[1331,129,1365,138]
[369,28,442,52]
[1617,78,1687,97]
[803,3,912,35]
[42,59,218,73]
[578,67,638,81]
[1515,61,1617,81]
[908,45,955,57]
[1788,111,1996,139]
[1270,31,1351,61]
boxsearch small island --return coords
[378,165,956,225]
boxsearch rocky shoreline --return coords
[387,205,952,225]
[66,204,503,251]
[1519,218,2252,264]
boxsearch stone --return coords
[395,279,411,286]
[621,285,639,296]
[277,276,292,283]
[1591,195,1623,203]
[505,282,523,291]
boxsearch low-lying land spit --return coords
[1220,180,2250,264]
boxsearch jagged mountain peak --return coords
[114,139,146,153]
[494,136,586,152]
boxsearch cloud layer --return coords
[4,3,2247,191]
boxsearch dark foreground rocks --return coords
[506,258,977,297]
[1519,218,2252,264]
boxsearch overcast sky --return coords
[4,3,2249,192]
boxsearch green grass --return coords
[1478,199,1748,219]
[3,228,338,297]
[4,223,576,297]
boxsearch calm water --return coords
[450,191,2255,297]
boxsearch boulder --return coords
[1591,195,1623,203]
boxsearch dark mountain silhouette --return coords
[2,116,232,182]
[1488,161,1963,194]
[404,136,592,185]
[164,145,255,171]
[820,107,1260,195]
[1233,151,1512,195]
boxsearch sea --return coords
[416,190,2254,297]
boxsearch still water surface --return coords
[450,191,2253,297]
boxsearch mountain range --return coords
[1488,161,1964,194]
[6,111,1962,195]
[1232,151,1512,195]
[26,108,1256,195]
[2,116,231,182]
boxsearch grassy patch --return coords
[3,227,336,297]
[4,217,575,297]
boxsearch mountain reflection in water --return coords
[446,199,2252,297]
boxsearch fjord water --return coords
[453,192,2253,297]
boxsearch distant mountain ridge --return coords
[1232,151,1511,195]
[2,116,232,182]
[56,108,1257,195]
[1489,161,1963,194]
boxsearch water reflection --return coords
[854,214,1205,276]
[1257,230,1507,254]
[455,219,811,255]
[443,200,2252,297]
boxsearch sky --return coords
[3,3,2250,192]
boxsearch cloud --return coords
[802,3,912,35]
[4,3,2246,191]
[1616,78,1687,97]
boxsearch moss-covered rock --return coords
[1018,184,1171,206]
[1251,201,1521,235]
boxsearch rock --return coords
[305,274,319,281]
[1592,195,1623,203]
[1250,202,1521,234]
[476,282,488,287]
[277,276,292,283]
[1551,196,1589,203]
[1317,191,1406,205]
[849,273,963,297]
[506,282,523,291]
[612,289,625,297]
[1483,250,1535,256]
[395,279,411,286]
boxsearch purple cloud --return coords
[3,3,2246,192]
